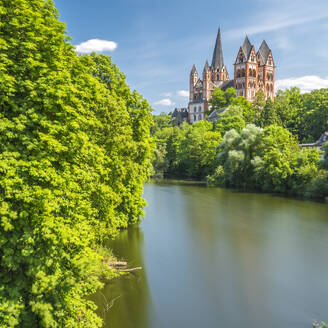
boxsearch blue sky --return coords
[54,0,328,114]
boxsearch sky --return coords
[54,0,328,114]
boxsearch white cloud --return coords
[154,98,175,106]
[75,39,118,53]
[276,76,328,93]
[177,90,189,97]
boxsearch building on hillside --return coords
[207,107,229,123]
[300,132,328,152]
[171,107,188,126]
[188,28,275,124]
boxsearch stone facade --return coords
[171,107,188,126]
[234,38,275,102]
[188,28,275,123]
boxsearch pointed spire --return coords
[242,35,252,60]
[191,64,197,75]
[211,27,224,70]
[258,40,271,64]
[203,60,209,72]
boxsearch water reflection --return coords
[94,182,328,328]
[93,226,152,328]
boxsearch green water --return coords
[93,181,328,328]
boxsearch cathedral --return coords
[188,28,275,123]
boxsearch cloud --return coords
[154,98,175,106]
[75,39,118,53]
[177,90,189,97]
[276,75,328,93]
[226,5,328,39]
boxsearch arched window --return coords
[249,68,252,76]
[270,85,273,92]
[253,69,256,77]
[198,114,202,120]
[194,107,196,113]
[198,106,201,112]
[194,114,196,121]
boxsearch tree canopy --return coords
[0,1,153,327]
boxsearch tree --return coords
[230,96,255,123]
[252,125,301,193]
[179,121,221,179]
[151,113,171,135]
[271,87,305,138]
[0,1,153,327]
[214,115,246,135]
[208,124,320,195]
[224,87,237,104]
[257,99,282,127]
[209,88,226,110]
[302,89,328,141]
[209,87,237,112]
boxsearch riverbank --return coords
[150,177,328,204]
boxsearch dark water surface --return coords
[94,181,328,328]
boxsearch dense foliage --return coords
[152,87,328,199]
[152,121,221,179]
[0,1,152,327]
[207,125,321,196]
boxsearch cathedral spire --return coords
[203,60,209,71]
[242,35,252,60]
[211,27,224,70]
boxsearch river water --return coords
[93,181,328,328]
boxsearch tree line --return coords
[152,87,328,199]
[0,1,153,327]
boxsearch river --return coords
[93,181,328,328]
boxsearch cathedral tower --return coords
[234,36,258,102]
[189,64,198,102]
[257,40,275,101]
[203,60,211,101]
[187,27,275,123]
[211,28,229,83]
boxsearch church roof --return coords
[191,64,197,74]
[171,107,188,118]
[242,36,252,60]
[211,27,225,70]
[257,40,271,65]
[203,60,209,71]
[207,107,230,122]
[220,80,234,91]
